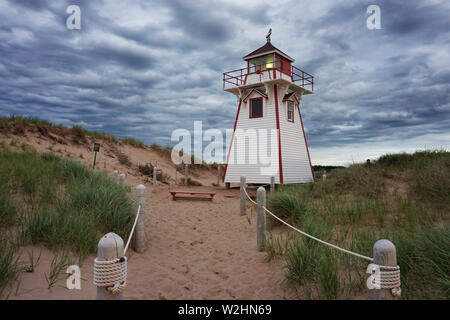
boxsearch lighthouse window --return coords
[249,56,274,72]
[250,98,263,118]
[287,101,294,122]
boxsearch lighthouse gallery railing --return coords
[223,60,314,92]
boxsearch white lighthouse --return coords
[222,32,314,185]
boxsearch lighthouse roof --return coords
[243,41,295,62]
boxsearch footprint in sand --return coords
[180,264,190,274]
[214,270,229,280]
[190,239,203,246]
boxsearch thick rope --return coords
[124,205,141,255]
[93,205,142,294]
[261,203,374,262]
[93,257,127,294]
[368,264,401,296]
[243,186,257,205]
[242,185,401,296]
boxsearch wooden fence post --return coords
[113,170,118,181]
[184,164,189,186]
[96,232,124,300]
[373,239,397,300]
[240,176,246,216]
[133,184,146,253]
[256,186,266,251]
[322,170,327,182]
[216,165,222,186]
[270,176,275,193]
[119,173,125,184]
[153,166,157,192]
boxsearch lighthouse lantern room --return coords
[222,30,314,185]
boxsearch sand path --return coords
[9,180,296,300]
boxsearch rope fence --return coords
[91,173,401,300]
[124,204,141,255]
[240,178,401,299]
[260,203,373,261]
[93,181,147,300]
[93,205,142,295]
[243,186,257,205]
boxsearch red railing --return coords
[292,65,314,92]
[223,60,314,92]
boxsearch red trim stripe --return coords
[222,99,242,183]
[297,102,314,180]
[273,53,277,79]
[273,84,284,184]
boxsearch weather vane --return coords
[266,28,272,42]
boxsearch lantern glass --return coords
[249,55,274,72]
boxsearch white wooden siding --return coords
[225,89,280,184]
[278,96,314,183]
[224,84,313,184]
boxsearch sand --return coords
[1,131,297,300]
[9,183,296,300]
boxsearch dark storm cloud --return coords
[381,1,450,37]
[165,0,230,43]
[0,0,449,164]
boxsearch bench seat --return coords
[170,190,216,201]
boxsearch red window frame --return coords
[249,97,263,119]
[287,101,294,122]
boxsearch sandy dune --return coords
[1,130,296,300]
[10,182,296,300]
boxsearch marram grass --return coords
[265,150,450,299]
[0,147,134,296]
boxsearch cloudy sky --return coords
[0,0,449,165]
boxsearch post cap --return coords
[97,232,124,260]
[257,186,266,193]
[373,239,397,265]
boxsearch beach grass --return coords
[0,147,134,296]
[265,150,450,299]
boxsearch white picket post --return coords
[256,186,266,251]
[240,176,246,216]
[184,164,189,186]
[373,239,398,300]
[134,184,147,253]
[96,232,124,300]
[153,166,157,192]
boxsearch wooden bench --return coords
[170,190,216,201]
